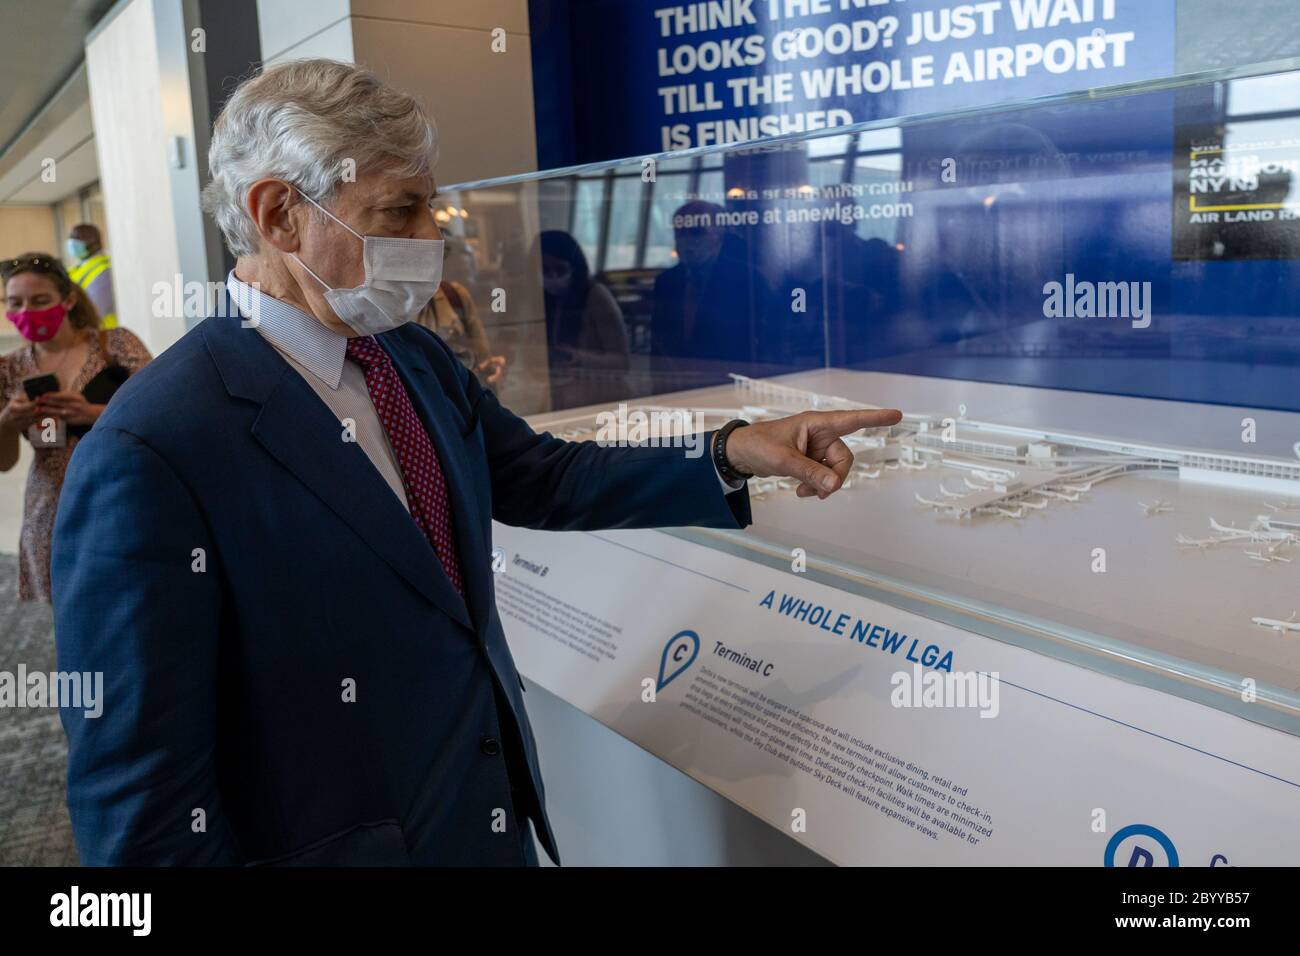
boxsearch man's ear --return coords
[245,179,301,253]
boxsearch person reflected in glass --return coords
[441,234,482,298]
[651,200,757,391]
[537,230,628,409]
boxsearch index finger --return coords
[808,408,903,436]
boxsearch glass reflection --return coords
[435,67,1300,418]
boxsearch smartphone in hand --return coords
[22,373,59,400]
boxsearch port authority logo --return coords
[1173,104,1300,262]
[1104,824,1179,867]
[657,629,700,691]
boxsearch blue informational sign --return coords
[531,0,1176,165]
[526,2,1300,414]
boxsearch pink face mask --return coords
[6,303,66,342]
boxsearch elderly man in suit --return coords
[51,58,901,866]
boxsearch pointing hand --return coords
[723,408,904,500]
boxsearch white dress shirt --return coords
[227,272,411,510]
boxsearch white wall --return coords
[86,0,178,352]
[0,206,58,262]
[259,0,354,63]
[352,0,537,186]
[256,0,538,186]
[86,0,215,354]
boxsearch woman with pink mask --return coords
[0,253,150,601]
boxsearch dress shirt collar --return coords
[226,271,346,389]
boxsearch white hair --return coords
[201,58,438,258]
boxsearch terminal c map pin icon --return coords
[658,630,700,691]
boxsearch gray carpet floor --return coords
[0,552,80,865]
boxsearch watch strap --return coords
[712,419,752,484]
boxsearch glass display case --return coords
[437,61,1300,739]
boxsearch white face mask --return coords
[291,189,443,336]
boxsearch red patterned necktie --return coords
[345,335,464,596]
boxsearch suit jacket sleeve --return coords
[51,425,238,865]
[462,355,751,533]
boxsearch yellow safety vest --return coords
[69,253,116,328]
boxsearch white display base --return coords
[495,523,1300,865]
[520,676,828,866]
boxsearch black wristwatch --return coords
[712,419,753,484]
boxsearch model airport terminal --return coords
[542,372,1300,638]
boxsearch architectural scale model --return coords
[539,372,1300,637]
[546,372,1300,525]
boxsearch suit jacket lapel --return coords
[202,310,474,630]
[379,337,491,636]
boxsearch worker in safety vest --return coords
[65,223,116,329]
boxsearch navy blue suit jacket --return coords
[51,304,750,866]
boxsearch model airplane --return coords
[1246,537,1293,562]
[1038,488,1081,502]
[1209,518,1259,539]
[1252,612,1300,633]
[1174,518,1300,558]
[988,506,1025,519]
